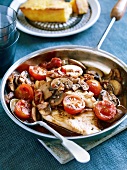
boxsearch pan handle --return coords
[111,0,127,21]
[96,0,127,50]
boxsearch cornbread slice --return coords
[70,0,88,14]
[20,0,73,23]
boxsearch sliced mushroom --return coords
[83,73,95,81]
[7,72,17,91]
[72,84,80,91]
[20,71,32,85]
[13,70,32,86]
[10,98,19,113]
[78,77,89,91]
[51,78,73,90]
[46,76,52,82]
[31,107,41,122]
[62,65,83,77]
[5,92,14,104]
[50,91,65,106]
[68,58,86,70]
[100,90,119,106]
[101,90,111,99]
[35,80,53,100]
[61,59,69,66]
[106,108,125,124]
[86,67,103,78]
[38,104,51,116]
[33,89,44,105]
[104,68,122,82]
[113,69,121,81]
[109,80,122,96]
[104,69,113,80]
[37,102,49,110]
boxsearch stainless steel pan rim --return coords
[1,45,127,141]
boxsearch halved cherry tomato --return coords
[46,57,62,69]
[86,79,102,97]
[14,99,31,120]
[93,100,117,121]
[17,63,30,73]
[63,94,85,114]
[15,84,34,101]
[29,66,47,80]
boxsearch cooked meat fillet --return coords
[41,109,101,135]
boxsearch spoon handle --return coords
[62,138,90,163]
[38,121,90,163]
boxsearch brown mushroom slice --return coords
[86,67,104,78]
[106,108,125,124]
[109,80,122,96]
[100,90,119,106]
[10,98,19,113]
[7,72,18,91]
[104,69,122,82]
[35,80,53,100]
[5,92,14,104]
[31,107,41,122]
[113,69,121,78]
[37,102,51,117]
[13,71,32,86]
[51,78,73,90]
[19,71,32,85]
[62,65,83,77]
[68,58,86,70]
[33,89,44,105]
[103,69,113,80]
[72,84,80,91]
[50,91,65,106]
[78,77,89,91]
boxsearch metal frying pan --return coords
[1,0,127,143]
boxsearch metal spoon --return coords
[10,99,90,163]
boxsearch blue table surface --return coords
[0,0,127,169]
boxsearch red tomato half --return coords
[86,79,102,97]
[14,99,31,120]
[29,66,47,80]
[63,94,85,114]
[94,100,117,121]
[46,58,62,69]
[15,84,34,101]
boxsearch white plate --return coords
[10,0,101,37]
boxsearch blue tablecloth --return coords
[0,0,127,169]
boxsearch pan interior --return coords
[3,47,127,139]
